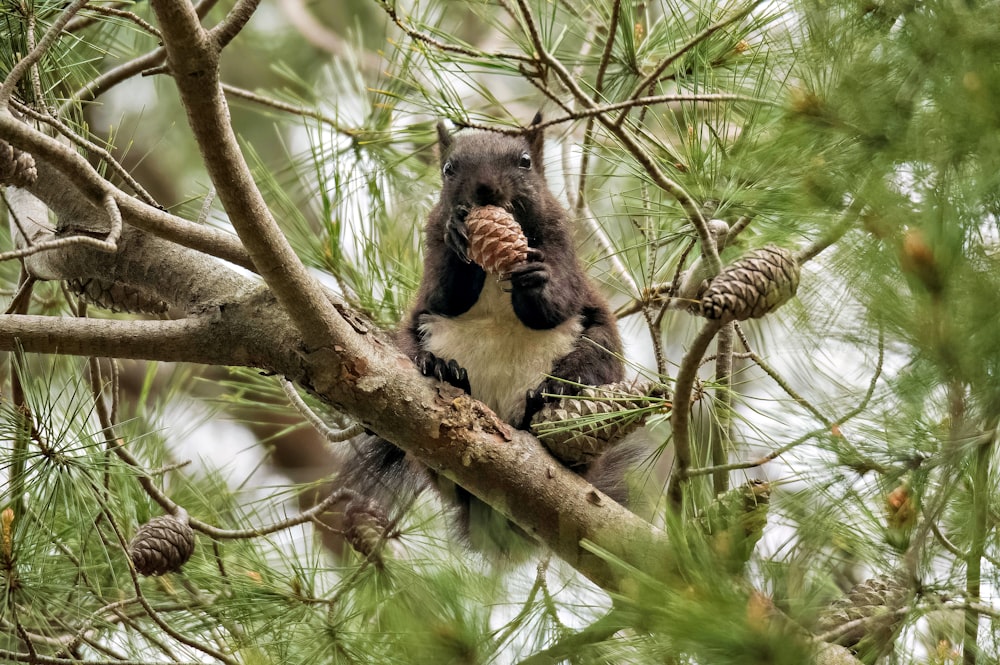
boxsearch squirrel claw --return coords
[417,350,471,393]
[444,210,471,263]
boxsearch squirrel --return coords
[339,116,632,558]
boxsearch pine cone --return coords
[343,497,394,567]
[701,245,800,322]
[698,481,771,570]
[0,140,38,188]
[128,513,195,576]
[68,278,170,314]
[466,205,529,274]
[530,381,666,466]
[816,576,908,653]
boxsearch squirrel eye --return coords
[442,160,455,178]
[518,152,532,170]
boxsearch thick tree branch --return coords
[150,0,347,354]
[0,314,251,365]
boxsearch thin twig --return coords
[108,435,355,540]
[377,0,534,64]
[280,379,364,443]
[75,4,161,37]
[210,0,262,49]
[66,2,143,33]
[574,0,622,213]
[59,0,220,115]
[0,649,204,665]
[12,99,159,206]
[794,203,861,264]
[734,322,833,428]
[222,83,358,138]
[3,271,36,316]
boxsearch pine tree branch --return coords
[150,0,346,353]
[210,0,261,49]
[0,315,244,363]
[668,319,724,507]
[964,433,993,665]
[0,118,255,270]
[376,0,535,64]
[712,322,735,494]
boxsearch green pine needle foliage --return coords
[2,0,1000,663]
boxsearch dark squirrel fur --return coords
[339,116,631,557]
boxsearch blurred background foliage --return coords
[1,0,999,663]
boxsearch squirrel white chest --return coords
[418,280,582,424]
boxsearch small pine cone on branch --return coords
[701,245,800,322]
[466,205,529,274]
[128,513,196,576]
[0,140,38,188]
[697,480,771,571]
[816,575,908,656]
[530,381,667,466]
[343,497,395,567]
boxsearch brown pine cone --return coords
[816,575,908,653]
[128,513,196,576]
[0,140,38,188]
[343,497,394,567]
[466,205,529,274]
[701,245,800,322]
[530,381,666,466]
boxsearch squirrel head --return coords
[435,114,549,215]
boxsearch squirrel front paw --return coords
[416,350,471,393]
[506,248,548,290]
[444,207,472,263]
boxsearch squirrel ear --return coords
[436,121,453,165]
[526,113,545,175]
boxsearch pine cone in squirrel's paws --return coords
[0,140,38,188]
[465,205,529,274]
[700,244,800,322]
[530,381,666,466]
[343,497,394,567]
[128,513,195,576]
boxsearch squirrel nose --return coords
[474,183,501,206]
